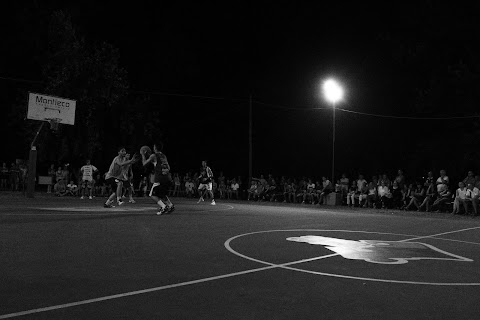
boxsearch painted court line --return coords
[1,226,479,318]
[0,253,337,319]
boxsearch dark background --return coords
[1,1,480,182]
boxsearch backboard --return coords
[27,92,76,125]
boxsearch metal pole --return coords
[331,103,335,186]
[248,94,253,185]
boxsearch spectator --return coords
[391,180,403,209]
[47,164,55,194]
[9,162,19,191]
[436,169,449,194]
[347,181,357,207]
[66,180,79,196]
[172,173,181,197]
[452,181,468,214]
[394,170,405,189]
[431,186,452,213]
[54,179,67,196]
[230,178,240,199]
[405,182,425,211]
[138,176,148,197]
[318,176,333,205]
[401,184,414,210]
[218,177,227,199]
[377,180,393,209]
[287,180,297,203]
[378,174,391,188]
[418,181,436,212]
[0,162,8,190]
[185,179,195,198]
[463,171,476,187]
[302,179,316,204]
[365,182,377,208]
[464,183,479,216]
[247,180,258,201]
[423,171,434,188]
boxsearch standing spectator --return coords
[80,159,98,200]
[185,179,195,198]
[9,162,20,191]
[346,181,357,207]
[395,170,406,189]
[171,173,181,197]
[339,173,349,203]
[138,176,148,197]
[463,171,476,187]
[0,162,8,190]
[423,171,435,187]
[391,180,403,209]
[47,164,55,194]
[378,174,391,188]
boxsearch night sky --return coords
[2,1,479,182]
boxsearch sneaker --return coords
[166,205,175,214]
[156,207,167,215]
[129,199,136,204]
[211,200,216,205]
[118,200,124,206]
[80,196,84,199]
[104,203,115,208]
[197,197,204,203]
[89,196,93,200]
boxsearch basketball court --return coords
[1,195,479,319]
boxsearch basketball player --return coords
[197,160,216,205]
[80,159,98,199]
[121,153,136,203]
[104,148,138,208]
[142,142,175,215]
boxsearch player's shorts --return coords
[82,180,94,189]
[149,183,169,198]
[106,177,124,190]
[198,182,213,191]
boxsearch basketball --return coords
[140,145,152,157]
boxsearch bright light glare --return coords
[323,79,344,104]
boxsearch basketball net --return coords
[47,118,61,131]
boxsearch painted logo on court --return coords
[286,235,473,264]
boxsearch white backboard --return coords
[27,92,76,125]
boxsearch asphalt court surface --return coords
[1,195,480,319]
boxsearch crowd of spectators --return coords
[1,160,478,216]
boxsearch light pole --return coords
[322,79,344,188]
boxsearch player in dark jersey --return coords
[197,160,216,205]
[141,142,174,215]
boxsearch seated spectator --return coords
[464,183,479,216]
[295,178,307,203]
[288,180,298,203]
[317,176,333,205]
[282,180,292,203]
[185,179,195,198]
[418,181,436,212]
[436,169,449,194]
[452,181,468,214]
[247,180,258,201]
[54,180,67,196]
[229,179,240,200]
[431,185,452,213]
[302,179,316,204]
[377,180,393,209]
[401,184,414,210]
[365,182,377,208]
[66,180,79,196]
[346,181,357,207]
[405,182,425,211]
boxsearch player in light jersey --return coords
[104,148,138,208]
[142,142,174,215]
[197,160,215,205]
[80,159,98,199]
[121,153,136,203]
